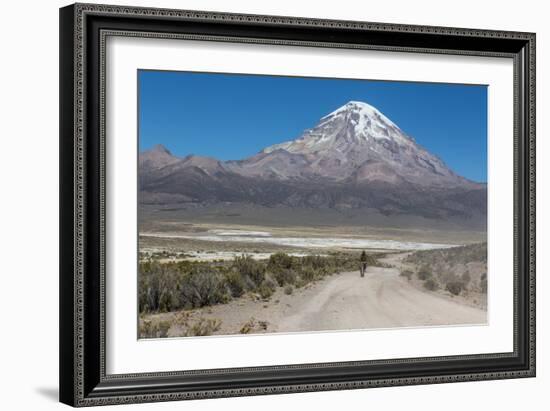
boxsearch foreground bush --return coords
[239,317,269,334]
[271,268,296,287]
[417,265,432,280]
[258,276,277,300]
[179,268,229,308]
[225,271,246,298]
[140,318,171,338]
[446,278,464,296]
[424,278,439,291]
[185,318,222,337]
[233,255,265,287]
[139,262,179,312]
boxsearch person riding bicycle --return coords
[360,250,368,277]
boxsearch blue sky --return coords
[139,70,487,182]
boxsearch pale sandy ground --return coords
[278,254,486,332]
[149,253,486,337]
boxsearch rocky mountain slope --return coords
[139,101,486,227]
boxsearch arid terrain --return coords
[140,251,486,338]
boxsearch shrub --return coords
[294,276,306,289]
[139,262,179,313]
[140,319,171,338]
[461,270,471,285]
[225,270,246,297]
[237,317,270,334]
[233,255,265,287]
[424,278,439,291]
[302,255,331,271]
[400,269,413,280]
[258,277,277,300]
[417,266,432,280]
[446,279,464,296]
[299,266,317,282]
[179,268,228,308]
[185,318,222,337]
[240,318,256,334]
[271,268,296,286]
[284,285,294,295]
[268,253,294,270]
[264,275,278,290]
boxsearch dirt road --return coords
[278,262,486,333]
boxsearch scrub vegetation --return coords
[139,252,381,314]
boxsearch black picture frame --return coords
[59,3,536,407]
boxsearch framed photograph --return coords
[59,3,536,407]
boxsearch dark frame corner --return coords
[60,2,535,407]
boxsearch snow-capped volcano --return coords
[139,101,486,228]
[232,101,471,187]
[264,101,410,154]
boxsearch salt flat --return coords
[140,229,458,252]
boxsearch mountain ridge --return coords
[139,101,487,228]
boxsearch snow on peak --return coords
[322,100,377,117]
[321,100,400,131]
[312,100,412,147]
[263,100,412,155]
